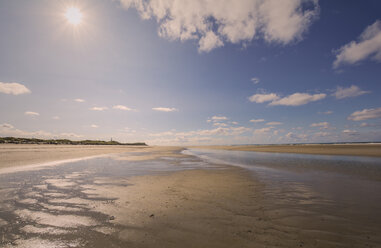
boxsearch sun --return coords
[65,7,83,25]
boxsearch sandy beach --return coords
[0,144,380,247]
[193,143,381,157]
[0,144,183,169]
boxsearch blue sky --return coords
[0,0,380,145]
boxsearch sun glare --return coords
[65,7,83,25]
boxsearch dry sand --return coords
[193,143,381,157]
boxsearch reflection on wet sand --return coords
[0,148,380,247]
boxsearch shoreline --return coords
[191,143,381,157]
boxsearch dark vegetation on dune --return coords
[0,137,147,146]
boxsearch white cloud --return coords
[360,122,381,128]
[52,116,60,120]
[90,107,108,111]
[333,20,381,68]
[210,116,228,121]
[314,131,330,137]
[319,110,333,115]
[113,105,132,111]
[59,133,84,139]
[333,85,370,99]
[74,98,85,103]
[248,93,279,103]
[269,93,326,106]
[25,111,39,116]
[152,107,178,112]
[198,31,224,52]
[285,132,307,140]
[250,119,265,123]
[0,82,31,95]
[310,121,329,129]
[213,122,228,127]
[90,124,99,128]
[342,129,358,136]
[0,123,83,139]
[266,121,282,125]
[119,0,319,52]
[251,77,260,84]
[253,127,274,135]
[347,107,381,121]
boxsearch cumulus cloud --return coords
[24,111,39,116]
[310,121,329,129]
[248,93,279,103]
[266,121,282,125]
[333,85,370,99]
[269,93,326,106]
[113,105,133,111]
[90,107,108,111]
[119,0,319,52]
[0,82,31,95]
[152,107,178,112]
[74,98,85,103]
[250,119,265,123]
[251,77,260,84]
[347,107,381,121]
[333,20,381,68]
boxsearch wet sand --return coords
[1,145,380,247]
[193,143,381,157]
[0,144,182,169]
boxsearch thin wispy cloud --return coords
[90,107,108,111]
[285,132,307,140]
[348,107,381,121]
[152,107,178,112]
[0,123,83,139]
[250,119,265,123]
[248,93,279,103]
[52,116,60,120]
[342,129,358,135]
[213,122,228,127]
[333,85,370,99]
[310,122,329,129]
[120,0,319,52]
[74,98,85,103]
[319,110,333,115]
[334,20,381,68]
[266,122,282,125]
[24,111,39,116]
[269,93,326,106]
[253,127,274,135]
[0,82,30,95]
[251,77,260,84]
[210,116,228,121]
[113,105,133,111]
[90,124,99,128]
